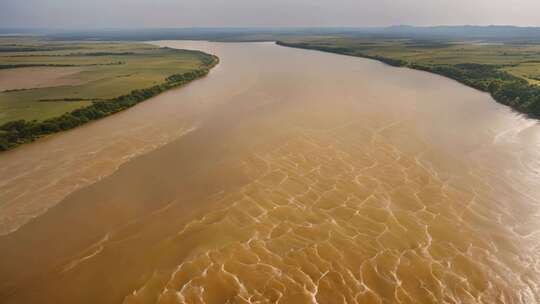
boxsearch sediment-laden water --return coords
[1,41,539,303]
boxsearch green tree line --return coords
[410,63,540,114]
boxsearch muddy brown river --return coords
[1,41,539,303]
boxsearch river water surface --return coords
[1,41,540,303]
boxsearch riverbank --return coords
[277,40,540,119]
[1,40,538,303]
[0,39,219,151]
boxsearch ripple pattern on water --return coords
[123,123,540,303]
[2,41,540,304]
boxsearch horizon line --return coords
[2,24,540,31]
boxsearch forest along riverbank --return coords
[1,41,540,303]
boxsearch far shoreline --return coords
[276,40,540,121]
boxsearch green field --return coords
[278,37,540,82]
[278,38,540,117]
[0,38,218,150]
[0,38,213,124]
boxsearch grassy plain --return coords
[0,38,212,124]
[279,37,540,82]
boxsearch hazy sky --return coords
[1,0,539,28]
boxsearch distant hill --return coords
[2,26,540,42]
